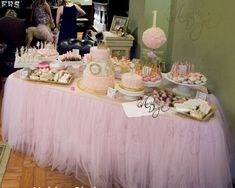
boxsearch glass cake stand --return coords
[165,73,206,97]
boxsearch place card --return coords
[20,68,30,79]
[195,91,208,101]
[107,87,117,98]
[142,66,152,75]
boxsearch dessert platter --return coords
[166,72,207,86]
[14,45,58,68]
[146,89,188,107]
[142,69,162,87]
[136,62,162,88]
[14,47,40,68]
[173,99,216,121]
[145,89,216,121]
[143,76,162,88]
[58,51,83,66]
[111,57,131,79]
[20,62,73,85]
[14,44,85,69]
[37,48,58,61]
[166,62,207,96]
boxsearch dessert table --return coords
[1,72,233,188]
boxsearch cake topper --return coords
[95,32,107,48]
[130,61,135,74]
[116,26,126,37]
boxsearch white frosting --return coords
[121,73,144,89]
[82,46,114,93]
[83,69,115,92]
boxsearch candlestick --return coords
[152,10,157,27]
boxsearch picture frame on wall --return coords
[110,15,129,33]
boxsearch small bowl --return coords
[37,61,50,69]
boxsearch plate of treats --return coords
[139,65,162,88]
[21,67,73,85]
[111,57,131,79]
[144,78,162,87]
[146,88,188,108]
[173,99,216,121]
[38,49,58,61]
[166,72,207,87]
[166,62,207,86]
[58,51,83,66]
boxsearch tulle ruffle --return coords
[2,74,233,188]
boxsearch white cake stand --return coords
[165,73,206,97]
[117,84,144,101]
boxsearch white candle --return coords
[152,10,157,27]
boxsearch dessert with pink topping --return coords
[37,61,50,69]
[142,65,161,83]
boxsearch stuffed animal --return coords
[26,21,56,47]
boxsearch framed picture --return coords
[110,15,129,33]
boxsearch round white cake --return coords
[121,72,144,91]
[82,47,115,94]
[83,69,115,92]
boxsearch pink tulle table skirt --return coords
[1,74,233,188]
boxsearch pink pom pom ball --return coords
[142,27,167,49]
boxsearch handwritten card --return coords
[107,87,117,98]
[195,91,207,101]
[142,66,152,75]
